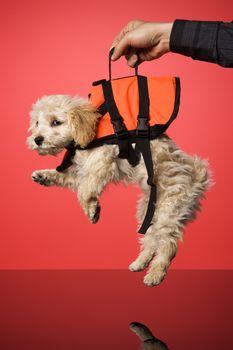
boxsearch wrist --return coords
[162,22,173,52]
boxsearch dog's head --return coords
[27,95,100,156]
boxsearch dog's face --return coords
[27,95,99,156]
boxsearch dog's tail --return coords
[187,156,213,220]
[193,156,213,193]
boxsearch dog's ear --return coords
[67,102,100,148]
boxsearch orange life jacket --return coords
[89,75,180,143]
[57,50,181,234]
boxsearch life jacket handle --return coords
[109,47,140,81]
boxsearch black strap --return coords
[56,141,76,172]
[136,140,157,234]
[135,76,157,234]
[136,75,150,138]
[97,102,107,116]
[101,80,139,166]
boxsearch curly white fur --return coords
[27,94,212,286]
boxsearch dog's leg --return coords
[77,172,114,224]
[129,229,157,272]
[143,232,178,286]
[31,169,75,189]
[133,154,211,286]
[77,146,119,224]
[129,193,158,272]
[129,192,179,275]
[136,187,188,286]
[130,197,180,282]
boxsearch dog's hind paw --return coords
[143,270,166,287]
[32,170,55,187]
[129,261,145,272]
[129,251,155,272]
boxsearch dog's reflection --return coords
[130,322,169,350]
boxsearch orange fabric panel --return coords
[89,85,115,138]
[148,77,176,125]
[111,77,139,131]
[89,76,176,139]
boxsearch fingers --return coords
[110,21,173,65]
[137,47,162,62]
[125,49,140,67]
[110,19,145,53]
[111,35,145,67]
[111,30,155,64]
[111,32,133,61]
[113,46,143,68]
[111,26,130,51]
[127,54,138,67]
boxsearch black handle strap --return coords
[109,47,139,81]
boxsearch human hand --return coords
[111,20,173,67]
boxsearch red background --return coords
[1,0,233,269]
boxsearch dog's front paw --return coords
[86,199,101,224]
[32,170,55,187]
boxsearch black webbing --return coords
[135,76,157,234]
[97,102,107,116]
[101,80,139,166]
[135,75,150,139]
[56,141,76,172]
[136,141,157,234]
[138,76,149,118]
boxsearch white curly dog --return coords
[27,94,211,286]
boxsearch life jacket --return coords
[57,49,181,234]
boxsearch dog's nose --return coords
[34,136,44,146]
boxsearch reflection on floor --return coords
[0,270,232,349]
[130,322,169,349]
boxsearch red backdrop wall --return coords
[1,0,233,269]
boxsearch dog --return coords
[27,94,212,286]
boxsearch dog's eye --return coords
[51,120,62,127]
[36,121,39,127]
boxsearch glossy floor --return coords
[0,270,232,349]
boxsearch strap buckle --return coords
[136,116,149,138]
[112,119,128,139]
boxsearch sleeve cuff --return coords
[170,19,221,63]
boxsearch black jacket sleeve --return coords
[170,20,233,67]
